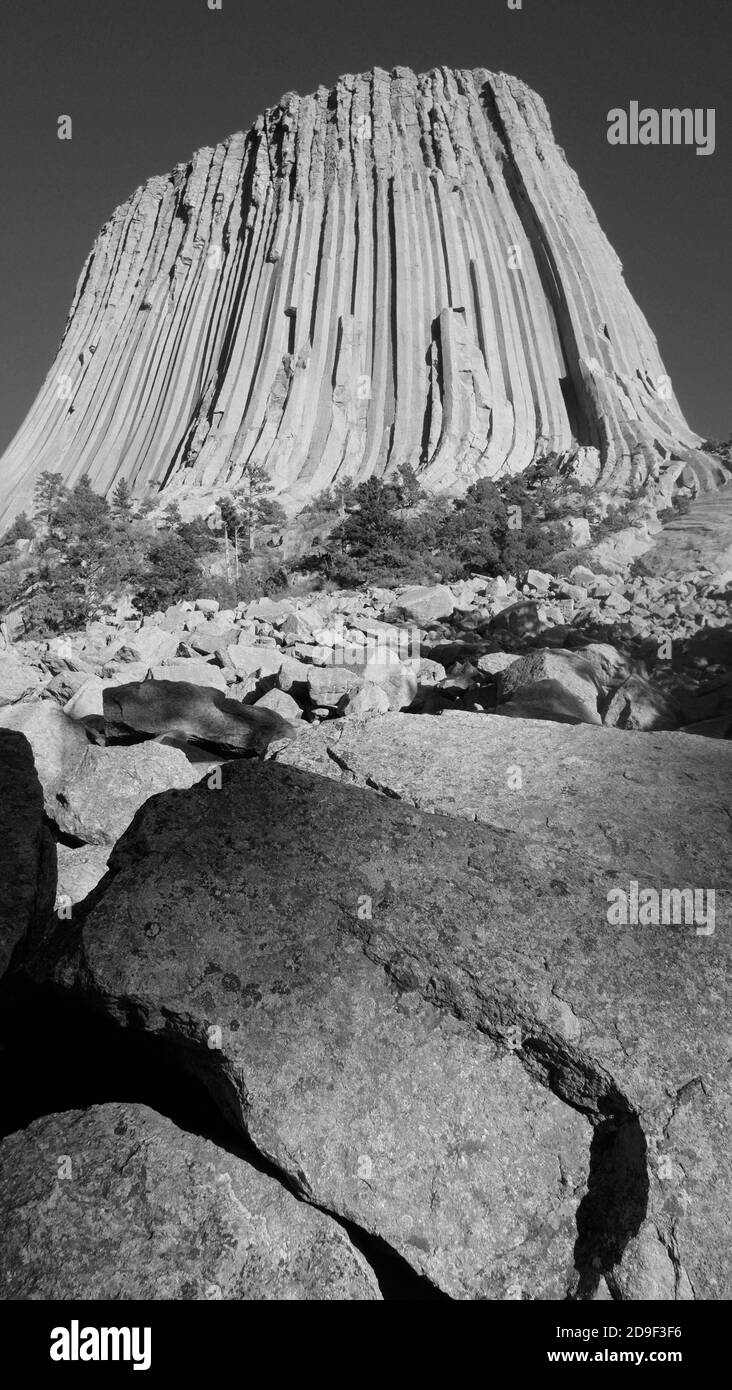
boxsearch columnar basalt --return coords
[0,66,715,526]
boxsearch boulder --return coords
[226,644,284,679]
[102,678,297,755]
[44,670,94,710]
[274,655,312,697]
[357,651,418,712]
[0,1104,380,1300]
[274,711,731,884]
[254,688,302,722]
[603,591,633,617]
[63,675,114,722]
[563,517,592,548]
[307,664,363,710]
[579,642,635,691]
[603,676,682,732]
[411,657,447,686]
[476,652,521,677]
[194,598,219,614]
[20,755,732,1299]
[51,740,208,846]
[523,569,552,595]
[499,649,602,725]
[483,600,545,643]
[0,699,90,822]
[342,684,391,718]
[244,598,294,623]
[391,584,455,624]
[187,626,240,656]
[56,843,110,907]
[279,607,324,640]
[22,761,596,1300]
[497,680,602,726]
[126,625,180,666]
[684,715,732,739]
[0,653,42,705]
[0,730,55,980]
[150,659,228,692]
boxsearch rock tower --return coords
[0,66,713,526]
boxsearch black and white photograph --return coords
[0,0,729,1364]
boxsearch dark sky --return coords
[0,0,729,454]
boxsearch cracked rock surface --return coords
[14,751,731,1299]
[0,1103,381,1299]
[274,711,732,883]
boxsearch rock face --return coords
[0,1104,381,1299]
[18,750,731,1299]
[0,731,55,981]
[102,677,298,753]
[275,711,732,885]
[0,66,714,528]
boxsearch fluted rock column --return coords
[0,66,716,527]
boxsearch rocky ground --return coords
[0,512,731,1300]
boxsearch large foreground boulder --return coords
[0,731,55,980]
[0,1104,380,1299]
[20,754,731,1299]
[275,711,732,884]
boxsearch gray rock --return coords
[497,679,602,726]
[52,740,208,846]
[22,761,602,1300]
[151,659,228,691]
[274,710,731,884]
[0,1103,380,1300]
[603,676,682,732]
[0,699,90,822]
[476,652,521,676]
[483,600,545,643]
[356,653,418,712]
[0,653,42,705]
[390,584,455,624]
[188,626,240,656]
[307,664,363,709]
[500,649,602,725]
[342,684,391,718]
[226,644,286,679]
[102,678,297,755]
[0,730,55,980]
[523,568,552,595]
[126,625,180,666]
[56,843,110,907]
[21,754,731,1298]
[254,688,302,722]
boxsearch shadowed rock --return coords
[17,755,731,1299]
[102,677,298,754]
[0,731,56,981]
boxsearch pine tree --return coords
[111,476,133,519]
[33,471,67,529]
